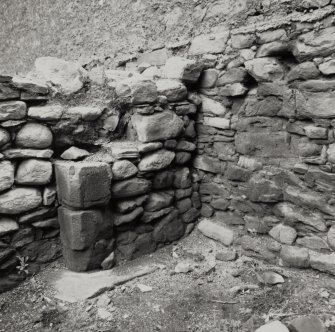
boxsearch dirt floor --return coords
[1,229,335,332]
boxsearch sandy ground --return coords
[1,229,335,332]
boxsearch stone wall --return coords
[3,2,335,291]
[0,55,203,287]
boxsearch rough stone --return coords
[156,79,187,102]
[138,149,175,172]
[55,161,111,209]
[269,224,297,245]
[180,207,200,224]
[174,167,191,189]
[2,148,53,159]
[199,69,218,88]
[12,76,49,94]
[153,210,184,243]
[0,161,14,193]
[61,147,90,160]
[0,218,19,236]
[193,155,222,174]
[217,67,247,86]
[327,225,335,250]
[111,178,151,198]
[310,251,335,275]
[201,96,227,116]
[319,59,335,75]
[198,219,234,246]
[0,83,20,100]
[287,62,320,82]
[114,207,143,226]
[138,142,163,154]
[189,32,229,55]
[116,195,148,214]
[255,321,289,332]
[296,236,329,251]
[203,117,230,130]
[28,105,63,121]
[280,245,310,268]
[111,160,138,180]
[16,123,53,148]
[144,192,173,212]
[293,27,335,62]
[153,171,174,189]
[35,57,88,94]
[132,111,184,143]
[245,57,285,82]
[115,79,158,105]
[0,128,10,148]
[289,315,325,332]
[16,159,53,185]
[163,57,203,83]
[0,188,42,214]
[0,101,27,121]
[219,83,248,96]
[248,176,282,203]
[32,217,59,228]
[215,250,237,262]
[231,33,255,49]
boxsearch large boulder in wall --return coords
[34,57,88,95]
[131,111,184,143]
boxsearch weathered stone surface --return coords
[42,186,56,206]
[189,32,229,55]
[0,101,26,121]
[0,161,14,193]
[310,251,335,275]
[55,161,111,208]
[163,57,203,83]
[114,207,143,226]
[35,57,88,94]
[327,225,335,251]
[16,123,53,148]
[289,315,325,332]
[275,202,327,232]
[153,210,184,243]
[248,176,282,203]
[16,159,52,185]
[132,111,184,143]
[180,207,200,224]
[116,195,148,214]
[199,69,218,88]
[111,178,151,198]
[144,192,173,212]
[0,188,42,214]
[0,218,19,236]
[283,185,335,217]
[269,224,297,245]
[28,105,63,121]
[241,96,282,117]
[64,106,104,121]
[111,160,138,180]
[287,62,320,82]
[2,148,53,159]
[174,167,191,189]
[32,217,59,228]
[304,125,327,139]
[138,142,163,154]
[280,245,310,268]
[138,149,175,172]
[256,41,290,58]
[296,91,335,119]
[61,146,90,160]
[0,128,10,148]
[218,83,248,96]
[141,206,174,223]
[203,117,230,130]
[298,79,335,92]
[58,207,109,250]
[293,27,335,62]
[193,155,222,174]
[255,321,289,332]
[12,76,49,94]
[215,249,237,262]
[319,59,335,75]
[115,79,158,105]
[198,219,234,246]
[0,83,20,100]
[156,79,187,102]
[201,96,227,116]
[153,171,174,189]
[235,131,291,157]
[245,57,285,82]
[231,32,255,49]
[327,143,335,163]
[297,236,329,251]
[176,141,196,152]
[177,198,192,214]
[217,67,247,86]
